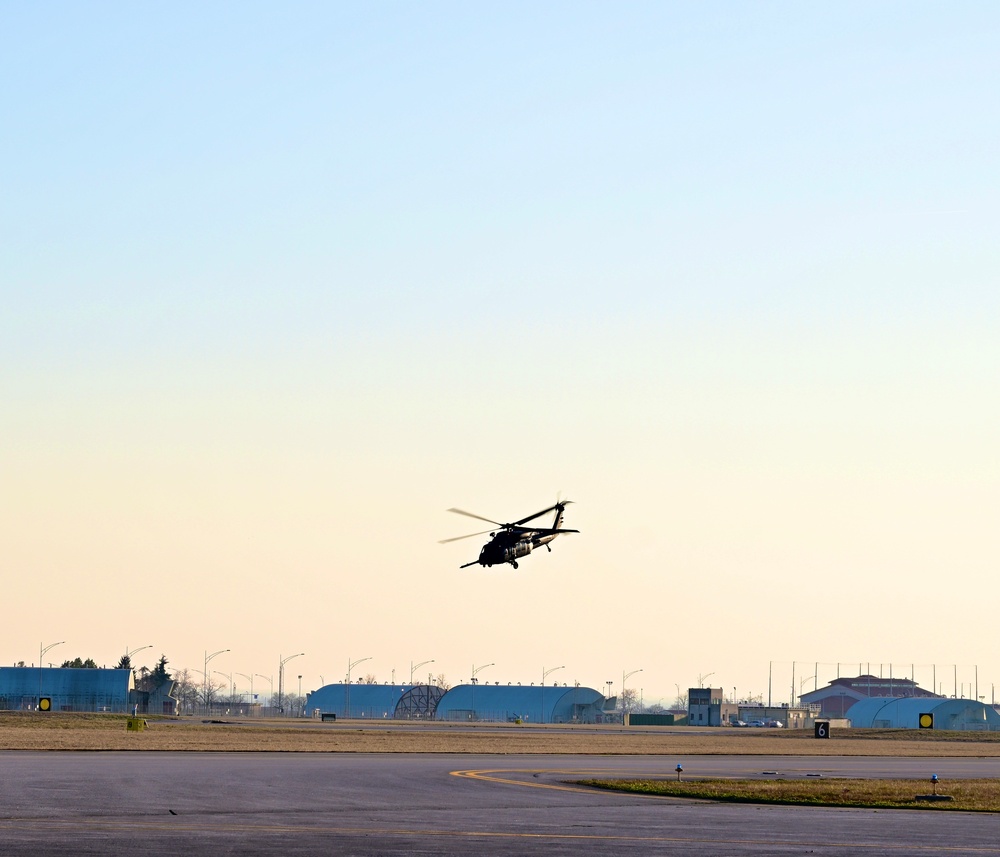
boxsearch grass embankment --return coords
[581,777,1000,812]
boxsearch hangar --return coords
[0,667,133,712]
[304,684,444,719]
[304,683,606,723]
[800,674,939,718]
[846,697,1000,731]
[434,684,604,724]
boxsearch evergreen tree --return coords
[149,655,171,688]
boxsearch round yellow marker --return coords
[918,712,933,729]
[39,697,51,712]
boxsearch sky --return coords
[2,2,998,708]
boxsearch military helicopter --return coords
[440,500,579,569]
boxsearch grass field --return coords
[581,777,1000,812]
[1,712,1000,754]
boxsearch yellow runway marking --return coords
[444,768,1000,853]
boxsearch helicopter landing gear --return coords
[512,561,518,569]
[545,544,552,552]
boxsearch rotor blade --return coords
[529,528,580,536]
[438,528,494,544]
[446,508,504,527]
[513,500,572,527]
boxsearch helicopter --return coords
[440,500,579,569]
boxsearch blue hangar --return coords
[305,683,605,723]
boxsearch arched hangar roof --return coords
[305,684,412,719]
[0,667,133,712]
[435,684,603,723]
[846,697,1000,730]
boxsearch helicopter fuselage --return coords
[444,500,578,570]
[477,530,560,567]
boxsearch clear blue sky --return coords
[3,3,998,705]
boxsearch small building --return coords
[0,667,133,712]
[737,704,812,728]
[688,687,739,726]
[846,697,1000,731]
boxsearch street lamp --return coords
[236,673,254,711]
[204,649,230,714]
[470,663,494,722]
[38,641,65,710]
[124,645,153,668]
[622,669,642,718]
[278,653,305,715]
[255,674,273,711]
[346,657,371,718]
[471,663,494,683]
[410,659,434,684]
[541,666,565,724]
[214,670,234,704]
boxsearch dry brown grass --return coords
[582,777,1000,812]
[1,712,1000,754]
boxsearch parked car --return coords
[731,719,748,727]
[749,719,766,727]
[766,719,784,728]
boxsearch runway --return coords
[0,752,997,855]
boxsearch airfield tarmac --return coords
[2,749,999,855]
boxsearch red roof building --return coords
[799,675,941,718]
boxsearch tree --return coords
[116,654,132,670]
[149,655,171,688]
[61,657,98,669]
[172,668,201,713]
[620,687,640,714]
[434,674,451,691]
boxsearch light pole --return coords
[470,663,494,722]
[298,675,302,701]
[204,649,230,714]
[236,673,254,712]
[697,671,715,687]
[346,656,371,718]
[214,671,234,705]
[541,666,565,724]
[410,659,434,685]
[38,641,65,709]
[255,674,273,711]
[124,645,153,670]
[622,669,642,720]
[278,653,305,715]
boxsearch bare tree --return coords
[619,687,640,714]
[172,669,201,713]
